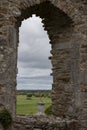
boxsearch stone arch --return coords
[0,0,76,118]
[15,1,74,118]
[9,0,81,23]
[0,1,87,129]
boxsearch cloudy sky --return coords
[17,15,52,90]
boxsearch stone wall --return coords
[0,0,87,130]
[13,115,79,130]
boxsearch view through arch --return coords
[0,0,86,129]
[16,15,52,115]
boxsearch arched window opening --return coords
[16,14,52,115]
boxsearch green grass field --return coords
[16,95,52,115]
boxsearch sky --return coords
[17,15,52,90]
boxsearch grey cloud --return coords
[17,15,52,90]
[17,76,52,90]
[18,18,51,69]
[19,62,51,69]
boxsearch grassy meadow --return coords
[16,90,52,115]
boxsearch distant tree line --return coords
[17,90,51,99]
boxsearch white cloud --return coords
[17,15,52,90]
[18,67,51,77]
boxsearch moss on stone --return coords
[0,108,12,130]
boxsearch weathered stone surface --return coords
[13,115,79,130]
[0,0,87,130]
